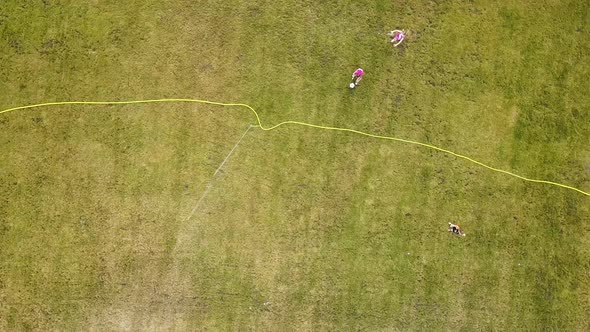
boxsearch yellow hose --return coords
[2,98,588,197]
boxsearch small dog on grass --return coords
[448,222,466,237]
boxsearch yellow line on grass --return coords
[2,98,589,197]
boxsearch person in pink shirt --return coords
[387,30,405,47]
[351,68,364,86]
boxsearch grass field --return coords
[1,0,590,330]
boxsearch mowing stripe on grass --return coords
[1,99,589,197]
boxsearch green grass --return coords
[1,0,590,330]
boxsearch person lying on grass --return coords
[448,222,466,236]
[387,30,405,47]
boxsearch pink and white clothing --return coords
[353,68,364,78]
[388,30,405,46]
[393,31,404,42]
[352,68,364,84]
